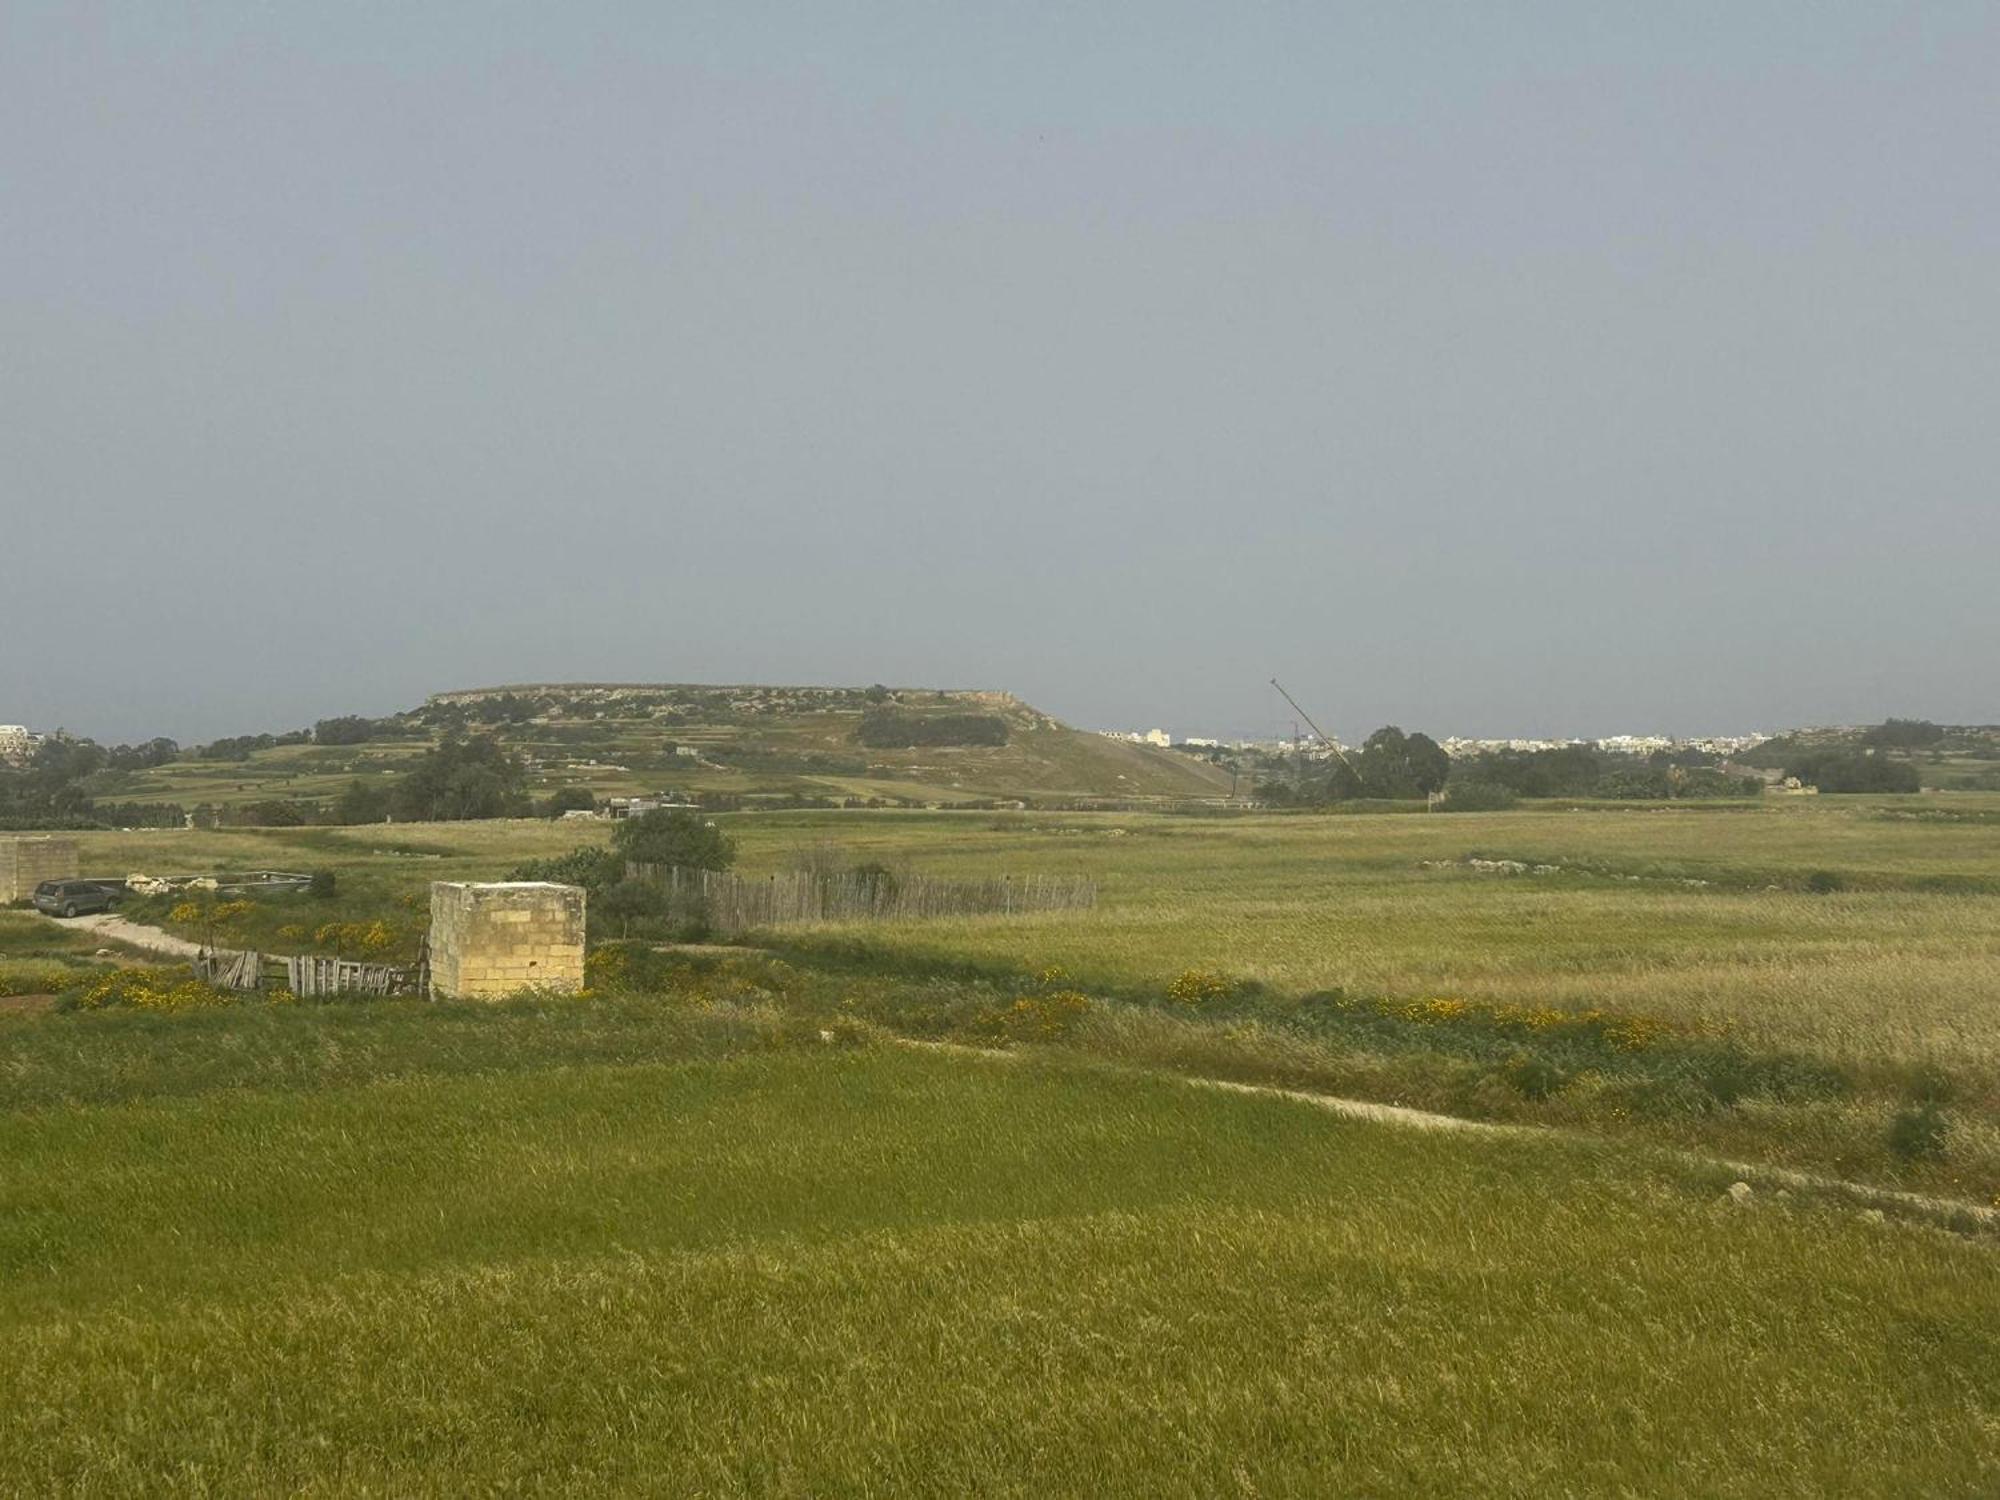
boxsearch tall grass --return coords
[2,1044,1995,1495]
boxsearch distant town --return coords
[1099,727,1769,759]
[8,718,1773,771]
[0,725,42,767]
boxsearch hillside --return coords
[113,684,1234,813]
[1739,720,2000,791]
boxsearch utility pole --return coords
[1269,678,1357,772]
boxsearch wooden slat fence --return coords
[192,948,427,998]
[626,865,1097,935]
[193,948,265,991]
[285,955,421,998]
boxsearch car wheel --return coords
[61,903,78,918]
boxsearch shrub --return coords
[1803,870,1846,894]
[1441,780,1517,812]
[542,787,597,817]
[1905,1065,1955,1107]
[308,870,338,900]
[58,969,235,1013]
[509,846,624,891]
[614,809,736,872]
[312,920,399,954]
[1503,1055,1568,1100]
[1888,1104,1950,1162]
[1166,969,1235,1006]
[1783,752,1921,794]
[973,990,1092,1045]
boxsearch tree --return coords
[333,778,392,825]
[1357,727,1450,799]
[1862,719,1944,750]
[314,715,378,746]
[596,879,664,938]
[389,736,530,822]
[612,809,735,871]
[542,787,598,817]
[1785,751,1921,794]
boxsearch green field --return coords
[2,1020,1995,1496]
[7,793,1999,1491]
[35,794,2000,1193]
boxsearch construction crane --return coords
[1269,678,1357,772]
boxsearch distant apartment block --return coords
[0,725,37,767]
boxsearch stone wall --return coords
[0,837,80,903]
[428,881,586,1000]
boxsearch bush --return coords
[1784,752,1921,794]
[1441,780,1517,812]
[1861,719,1944,750]
[308,870,338,900]
[1503,1055,1568,1100]
[58,969,236,1013]
[973,990,1092,1045]
[614,809,735,872]
[508,846,624,891]
[1804,870,1846,894]
[1166,969,1235,1006]
[1888,1104,1950,1162]
[313,715,380,746]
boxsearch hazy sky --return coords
[6,3,1996,745]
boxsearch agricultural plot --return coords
[39,795,2000,1195]
[0,1024,1994,1496]
[7,795,2000,1490]
[720,800,2000,1078]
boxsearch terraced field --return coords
[103,684,1233,811]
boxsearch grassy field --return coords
[710,800,2000,1074]
[35,794,2000,1192]
[7,796,2000,1490]
[2,1016,1995,1496]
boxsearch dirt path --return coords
[899,1039,1999,1232]
[50,912,217,960]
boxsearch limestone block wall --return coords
[0,837,80,903]
[429,881,586,999]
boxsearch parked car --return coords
[33,879,125,918]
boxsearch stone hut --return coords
[0,836,80,903]
[428,881,586,1000]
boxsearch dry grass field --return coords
[7,794,1999,1492]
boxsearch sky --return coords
[5,2,1997,746]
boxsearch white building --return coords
[0,726,36,767]
[1142,728,1172,748]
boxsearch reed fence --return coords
[627,865,1097,934]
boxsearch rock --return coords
[1723,1181,1754,1206]
[1858,1208,1887,1225]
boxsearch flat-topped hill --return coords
[409,682,1226,805]
[110,683,1232,814]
